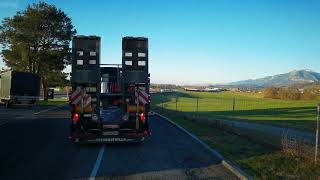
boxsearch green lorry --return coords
[0,71,41,107]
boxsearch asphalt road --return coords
[0,105,237,180]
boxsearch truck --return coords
[0,71,41,108]
[69,35,150,143]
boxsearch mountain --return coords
[229,69,320,87]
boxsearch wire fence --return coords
[151,92,320,163]
[151,92,319,131]
[152,92,317,112]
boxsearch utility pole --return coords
[315,103,320,164]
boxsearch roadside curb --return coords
[155,112,252,180]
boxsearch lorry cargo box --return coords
[0,71,40,106]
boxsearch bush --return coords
[301,90,318,100]
[264,87,280,99]
[263,87,316,100]
[278,88,300,100]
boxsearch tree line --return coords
[0,2,76,99]
[264,87,319,100]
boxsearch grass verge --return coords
[36,98,68,106]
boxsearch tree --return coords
[0,2,76,99]
[264,87,279,99]
[278,88,300,100]
[301,89,317,100]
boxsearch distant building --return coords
[204,87,223,92]
[184,87,225,92]
[228,88,239,92]
[184,88,200,92]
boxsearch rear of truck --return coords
[69,36,150,143]
[0,71,40,107]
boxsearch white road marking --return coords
[33,103,67,115]
[89,145,105,180]
[0,121,8,126]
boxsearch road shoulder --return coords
[155,112,252,180]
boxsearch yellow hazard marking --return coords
[75,104,93,113]
[127,105,145,112]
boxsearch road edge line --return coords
[0,121,9,126]
[155,112,252,180]
[33,103,68,115]
[222,160,249,180]
[89,145,105,180]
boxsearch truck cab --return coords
[69,36,150,143]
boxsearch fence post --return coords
[161,94,164,112]
[196,96,199,113]
[232,97,236,112]
[315,103,320,164]
[175,94,178,111]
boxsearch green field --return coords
[151,91,319,131]
[36,98,68,106]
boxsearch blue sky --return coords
[0,0,319,85]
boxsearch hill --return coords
[229,69,320,87]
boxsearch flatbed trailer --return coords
[69,36,150,143]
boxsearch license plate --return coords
[103,124,119,129]
[83,114,92,117]
[88,138,133,142]
[103,131,119,136]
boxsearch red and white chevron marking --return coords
[70,89,82,105]
[83,94,92,107]
[136,89,149,105]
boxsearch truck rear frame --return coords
[69,36,150,143]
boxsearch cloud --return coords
[0,0,18,9]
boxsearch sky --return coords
[0,0,319,85]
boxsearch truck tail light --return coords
[73,113,79,123]
[144,130,149,136]
[139,113,145,123]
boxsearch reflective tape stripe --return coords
[136,89,149,105]
[83,95,92,107]
[72,94,82,105]
[70,91,81,103]
[138,96,148,105]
